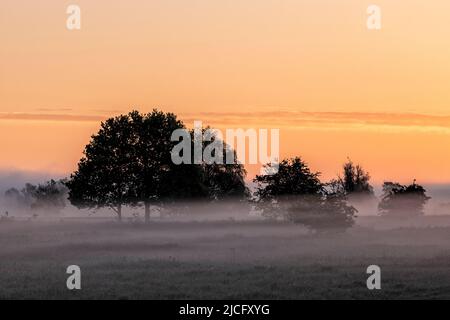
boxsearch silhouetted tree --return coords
[66,112,142,221]
[254,157,323,202]
[161,128,249,214]
[28,180,68,212]
[67,110,248,222]
[200,132,248,201]
[203,161,248,200]
[329,159,373,197]
[133,110,196,222]
[378,180,430,217]
[133,112,248,220]
[254,157,356,231]
[5,180,67,213]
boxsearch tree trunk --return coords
[145,202,151,224]
[117,204,122,222]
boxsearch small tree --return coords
[5,180,67,213]
[254,157,323,202]
[378,180,430,217]
[27,180,68,212]
[329,159,374,197]
[254,157,356,231]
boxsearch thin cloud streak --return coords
[4,110,450,132]
[0,113,106,122]
[181,111,450,131]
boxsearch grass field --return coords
[1,216,450,299]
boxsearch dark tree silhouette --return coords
[66,112,142,220]
[378,180,431,217]
[133,110,194,222]
[200,132,248,201]
[67,110,248,222]
[203,161,248,200]
[135,113,248,220]
[254,157,323,201]
[329,159,373,197]
[254,157,356,231]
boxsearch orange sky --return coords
[1,0,450,183]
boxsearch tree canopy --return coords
[378,180,430,217]
[66,110,248,221]
[254,157,323,201]
[66,112,143,220]
[328,159,374,197]
[254,157,356,231]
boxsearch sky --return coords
[1,0,450,183]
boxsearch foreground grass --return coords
[3,258,450,299]
[1,218,450,299]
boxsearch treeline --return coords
[4,180,68,214]
[2,110,431,231]
[254,157,430,231]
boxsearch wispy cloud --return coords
[0,113,106,122]
[4,110,450,132]
[35,107,74,112]
[181,110,450,132]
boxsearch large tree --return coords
[200,130,248,201]
[133,110,197,222]
[161,127,249,215]
[66,112,142,220]
[67,110,249,222]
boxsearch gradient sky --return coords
[1,0,450,183]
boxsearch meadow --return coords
[1,215,450,299]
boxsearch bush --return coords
[378,181,430,217]
[284,195,357,232]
